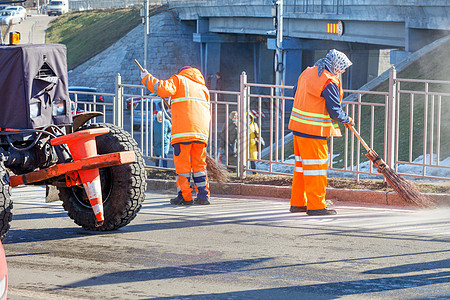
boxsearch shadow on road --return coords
[51,256,450,299]
[150,270,450,299]
[3,226,117,245]
[53,258,273,289]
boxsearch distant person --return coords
[219,111,238,169]
[289,49,354,216]
[141,66,211,205]
[153,111,171,168]
[248,110,264,174]
[214,72,222,91]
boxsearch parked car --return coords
[0,10,21,25]
[132,98,163,129]
[46,0,68,16]
[126,93,169,111]
[5,5,26,21]
[126,93,157,110]
[69,86,104,112]
[126,96,144,110]
[0,240,7,300]
[0,5,11,11]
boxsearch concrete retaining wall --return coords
[68,10,200,94]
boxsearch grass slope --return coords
[369,38,450,161]
[283,38,450,168]
[341,38,450,164]
[46,8,142,70]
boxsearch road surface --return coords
[3,186,450,299]
[9,9,53,44]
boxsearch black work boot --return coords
[307,208,337,216]
[170,197,193,205]
[290,206,307,213]
[194,198,210,205]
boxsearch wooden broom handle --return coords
[348,126,371,153]
[134,59,171,109]
[134,59,145,72]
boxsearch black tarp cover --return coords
[0,44,72,129]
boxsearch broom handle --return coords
[134,59,145,72]
[134,59,171,109]
[348,126,372,153]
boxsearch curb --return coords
[146,179,450,207]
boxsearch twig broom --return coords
[349,126,432,207]
[134,59,230,183]
[205,153,230,183]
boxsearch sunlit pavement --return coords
[12,10,53,44]
[4,186,450,299]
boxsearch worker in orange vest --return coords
[141,66,211,205]
[289,49,354,215]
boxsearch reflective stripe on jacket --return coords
[288,66,343,137]
[142,68,211,145]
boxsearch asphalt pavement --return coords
[4,185,450,299]
[11,9,53,44]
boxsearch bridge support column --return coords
[195,18,225,88]
[283,49,302,96]
[267,37,305,93]
[348,50,370,90]
[200,42,221,88]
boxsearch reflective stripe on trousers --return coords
[290,135,329,210]
[193,170,209,201]
[173,143,210,201]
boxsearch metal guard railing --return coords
[74,70,449,182]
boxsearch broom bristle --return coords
[382,167,433,207]
[206,153,230,183]
[365,150,432,207]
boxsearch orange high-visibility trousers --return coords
[173,142,210,201]
[290,135,329,210]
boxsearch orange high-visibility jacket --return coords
[142,68,211,145]
[288,66,343,137]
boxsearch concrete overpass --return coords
[166,0,450,93]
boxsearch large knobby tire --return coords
[58,123,146,231]
[0,163,13,241]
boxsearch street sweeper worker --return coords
[141,66,211,205]
[289,49,354,216]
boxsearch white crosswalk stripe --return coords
[10,186,450,241]
[143,193,450,240]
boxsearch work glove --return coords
[140,69,149,80]
[343,116,354,129]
